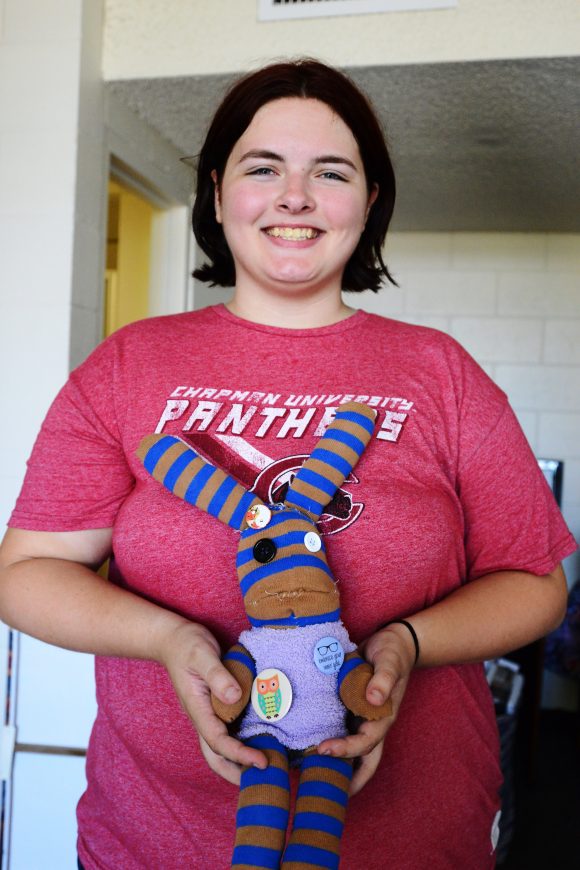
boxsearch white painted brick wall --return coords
[498,272,580,317]
[405,269,498,316]
[545,320,580,365]
[0,2,80,526]
[355,232,580,590]
[452,317,543,363]
[0,5,102,864]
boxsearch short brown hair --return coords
[192,59,397,292]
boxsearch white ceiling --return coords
[107,56,579,231]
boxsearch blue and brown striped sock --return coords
[232,735,290,870]
[282,754,353,869]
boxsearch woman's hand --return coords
[317,623,416,795]
[156,620,267,782]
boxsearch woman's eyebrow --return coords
[238,150,357,170]
[315,155,358,171]
[238,149,283,163]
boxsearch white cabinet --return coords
[10,753,88,870]
[0,628,97,870]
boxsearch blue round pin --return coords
[313,636,345,675]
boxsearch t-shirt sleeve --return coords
[454,354,576,580]
[9,334,135,531]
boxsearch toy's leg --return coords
[282,754,353,869]
[232,734,290,870]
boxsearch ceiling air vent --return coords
[258,0,457,21]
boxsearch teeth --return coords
[266,227,319,240]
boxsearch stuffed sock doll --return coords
[137,401,392,869]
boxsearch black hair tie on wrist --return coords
[380,619,420,665]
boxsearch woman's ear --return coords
[365,183,379,224]
[211,169,222,224]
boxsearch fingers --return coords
[317,717,390,759]
[199,735,242,786]
[172,670,268,770]
[318,722,389,797]
[362,625,416,708]
[175,623,242,705]
[201,725,267,772]
[204,658,242,706]
[162,622,267,772]
[317,627,416,766]
[365,667,397,707]
[199,735,243,786]
[349,741,384,796]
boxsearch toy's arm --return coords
[211,643,256,724]
[338,651,393,721]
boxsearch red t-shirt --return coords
[10,305,576,869]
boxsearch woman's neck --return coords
[226,286,356,330]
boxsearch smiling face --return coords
[213,97,377,303]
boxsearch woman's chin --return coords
[260,269,335,296]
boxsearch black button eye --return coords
[253,538,277,564]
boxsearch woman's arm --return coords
[0,527,180,657]
[384,564,568,669]
[0,527,267,776]
[319,564,568,793]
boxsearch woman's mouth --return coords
[264,227,321,241]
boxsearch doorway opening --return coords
[105,178,160,337]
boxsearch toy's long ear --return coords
[284,402,377,522]
[136,434,263,531]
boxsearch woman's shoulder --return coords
[107,306,218,344]
[360,311,474,358]
[79,307,218,364]
[359,311,506,404]
[67,307,220,387]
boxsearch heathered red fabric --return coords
[10,305,576,870]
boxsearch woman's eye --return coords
[319,171,346,181]
[248,167,276,176]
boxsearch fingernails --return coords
[225,687,240,703]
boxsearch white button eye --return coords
[304,532,322,553]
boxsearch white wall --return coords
[1,0,81,518]
[102,0,580,79]
[0,2,106,865]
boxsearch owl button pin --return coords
[245,504,272,530]
[251,668,292,722]
[313,637,345,675]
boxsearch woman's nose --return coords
[275,173,314,213]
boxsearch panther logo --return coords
[251,455,364,536]
[181,435,364,536]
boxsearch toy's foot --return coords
[232,735,290,870]
[281,753,353,869]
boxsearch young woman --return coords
[0,60,575,869]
